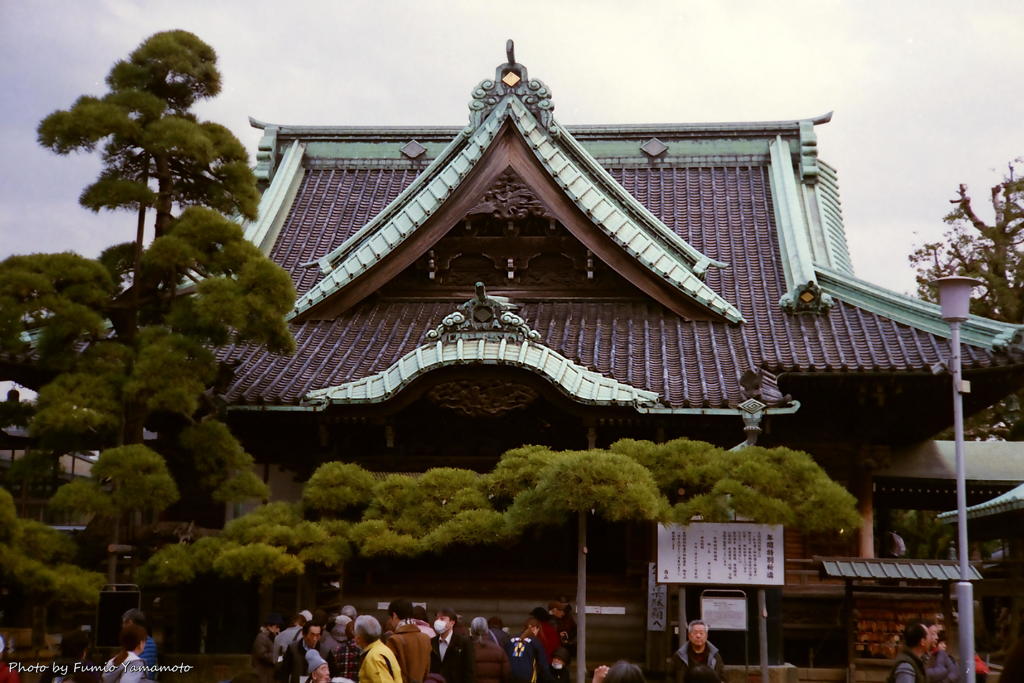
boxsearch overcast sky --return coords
[1,0,1021,295]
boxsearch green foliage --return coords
[139,536,227,585]
[910,160,1024,440]
[160,440,857,589]
[0,489,105,605]
[49,479,115,518]
[2,29,298,585]
[37,31,256,227]
[149,207,294,353]
[5,450,61,491]
[213,543,305,585]
[0,253,114,367]
[609,439,860,534]
[179,419,268,501]
[94,444,180,512]
[505,449,666,531]
[303,462,376,514]
[50,445,178,519]
[484,444,558,500]
[888,510,954,559]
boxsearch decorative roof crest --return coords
[426,282,542,343]
[780,280,834,315]
[469,39,554,129]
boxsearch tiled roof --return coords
[816,557,981,581]
[937,482,1024,522]
[223,162,1008,408]
[288,97,744,323]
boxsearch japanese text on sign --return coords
[647,562,667,631]
[656,523,784,585]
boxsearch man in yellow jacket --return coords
[355,615,403,683]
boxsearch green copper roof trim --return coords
[243,140,306,254]
[769,137,834,315]
[815,267,1024,351]
[937,482,1024,522]
[814,160,854,274]
[248,112,833,141]
[303,336,663,410]
[289,91,744,323]
[504,97,743,323]
[288,108,499,319]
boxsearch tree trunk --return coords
[576,510,587,683]
[154,155,173,238]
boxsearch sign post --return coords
[656,523,783,683]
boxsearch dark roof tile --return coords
[225,164,1006,406]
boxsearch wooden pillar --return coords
[586,426,597,449]
[845,581,856,683]
[856,466,874,558]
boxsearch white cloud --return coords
[2,0,1022,295]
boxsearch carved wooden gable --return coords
[380,169,642,299]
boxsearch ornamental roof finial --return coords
[426,282,541,343]
[468,39,554,129]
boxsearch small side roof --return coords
[937,482,1024,523]
[816,556,981,581]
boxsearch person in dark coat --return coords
[431,607,476,683]
[528,608,559,662]
[506,619,552,683]
[277,622,329,683]
[548,601,576,657]
[40,629,99,683]
[925,631,958,683]
[671,621,724,683]
[470,618,509,683]
[251,613,284,683]
[889,622,928,683]
[548,648,570,683]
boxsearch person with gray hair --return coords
[122,608,158,671]
[671,621,723,683]
[355,616,401,683]
[470,617,509,683]
[341,605,358,620]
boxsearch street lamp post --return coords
[932,275,981,682]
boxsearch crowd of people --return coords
[889,619,1024,683]
[5,604,1023,683]
[245,599,579,683]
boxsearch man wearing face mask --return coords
[430,608,476,683]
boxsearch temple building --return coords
[213,45,1024,669]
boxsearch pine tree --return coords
[0,30,295,584]
[909,160,1024,439]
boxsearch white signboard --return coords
[700,595,747,631]
[657,522,783,585]
[584,605,626,615]
[647,562,667,631]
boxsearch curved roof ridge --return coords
[816,266,1024,351]
[287,93,745,323]
[303,336,662,410]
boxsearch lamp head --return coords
[931,276,982,322]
